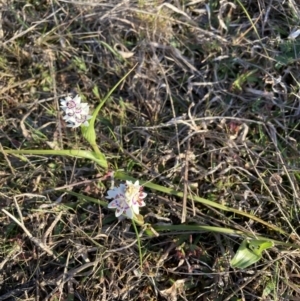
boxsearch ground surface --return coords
[1,0,300,300]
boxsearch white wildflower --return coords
[106,180,147,219]
[60,95,92,128]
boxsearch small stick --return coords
[2,209,59,261]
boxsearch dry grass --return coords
[1,0,300,300]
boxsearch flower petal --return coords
[124,207,134,219]
[139,192,147,199]
[137,200,146,207]
[115,208,124,217]
[106,187,123,199]
[107,200,119,209]
[131,204,140,215]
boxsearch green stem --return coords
[132,219,143,271]
[91,143,101,155]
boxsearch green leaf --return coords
[230,239,274,269]
[81,65,137,169]
[4,149,107,169]
[83,64,137,138]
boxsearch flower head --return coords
[106,180,147,219]
[60,95,92,128]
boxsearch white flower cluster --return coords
[60,95,92,128]
[106,180,147,219]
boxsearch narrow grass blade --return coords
[152,224,293,247]
[81,64,137,146]
[4,149,107,169]
[80,64,137,169]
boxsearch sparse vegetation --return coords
[1,0,300,300]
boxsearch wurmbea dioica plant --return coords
[60,95,147,221]
[2,66,297,269]
[60,94,147,221]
